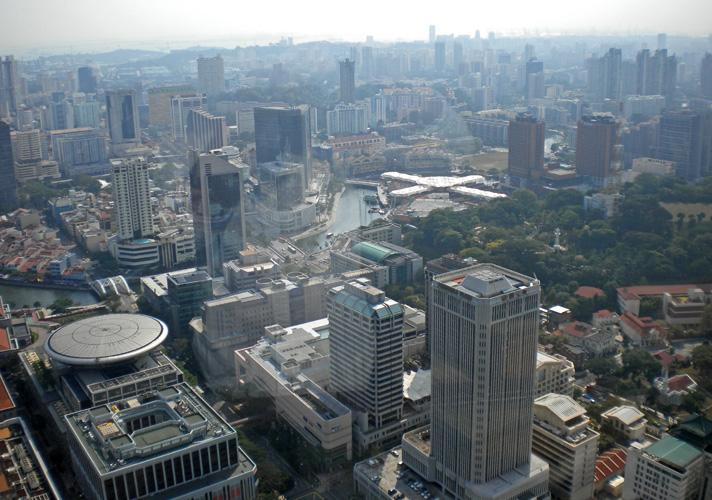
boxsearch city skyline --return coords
[2,0,712,55]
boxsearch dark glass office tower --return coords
[253,106,312,183]
[0,120,18,214]
[77,66,97,94]
[339,59,355,103]
[658,110,703,181]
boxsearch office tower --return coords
[65,383,257,500]
[76,66,97,94]
[197,55,225,96]
[361,46,374,80]
[326,102,369,136]
[532,394,599,500]
[0,121,18,213]
[190,148,247,276]
[339,59,356,103]
[429,25,436,43]
[658,33,667,51]
[253,106,312,183]
[587,48,622,101]
[658,110,703,181]
[0,56,19,117]
[524,43,535,61]
[171,94,206,142]
[403,264,548,499]
[701,53,712,99]
[508,113,545,186]
[434,41,446,72]
[576,114,620,186]
[106,90,141,153]
[525,59,545,101]
[147,85,195,128]
[327,279,404,434]
[636,49,677,104]
[185,109,227,153]
[112,157,154,241]
[50,128,108,176]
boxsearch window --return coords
[228,438,238,465]
[164,459,175,488]
[126,473,137,499]
[135,469,146,497]
[219,441,228,470]
[183,454,193,481]
[145,466,156,494]
[155,463,165,491]
[193,450,202,477]
[201,447,210,475]
[174,456,184,484]
[105,479,117,500]
[210,444,219,472]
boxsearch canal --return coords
[0,284,98,309]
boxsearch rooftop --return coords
[64,383,235,475]
[0,375,15,413]
[594,448,627,482]
[644,435,703,470]
[403,370,431,403]
[534,393,585,423]
[602,405,645,426]
[436,263,535,299]
[46,314,168,366]
[351,241,399,264]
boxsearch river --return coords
[0,284,98,308]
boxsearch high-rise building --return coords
[339,59,356,103]
[658,110,703,181]
[400,264,549,499]
[434,41,446,72]
[508,113,545,186]
[186,109,227,153]
[525,59,545,101]
[361,46,374,80]
[636,49,677,105]
[77,66,97,94]
[190,148,247,276]
[429,25,436,44]
[106,90,141,154]
[197,55,225,96]
[587,48,622,101]
[11,128,42,163]
[532,394,598,500]
[254,106,312,183]
[658,32,668,51]
[701,53,712,99]
[0,120,18,213]
[112,157,154,241]
[47,92,74,130]
[50,127,108,176]
[171,94,206,142]
[327,279,404,436]
[326,102,370,136]
[73,99,101,128]
[453,43,464,71]
[576,114,620,185]
[0,56,19,117]
[147,85,195,128]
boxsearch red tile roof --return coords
[576,286,605,299]
[0,329,10,352]
[654,350,675,366]
[0,376,14,412]
[594,309,613,318]
[618,284,712,300]
[667,374,696,392]
[560,321,594,338]
[595,448,627,482]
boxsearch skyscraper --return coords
[327,279,404,436]
[77,66,97,94]
[0,56,19,117]
[147,85,195,128]
[701,53,712,99]
[254,106,312,183]
[576,114,620,186]
[587,48,622,101]
[111,157,154,241]
[434,42,446,72]
[658,110,703,181]
[197,55,225,96]
[0,120,18,214]
[525,59,545,101]
[429,25,436,43]
[105,90,141,154]
[453,42,464,71]
[339,59,356,103]
[171,94,206,142]
[657,33,668,51]
[508,113,545,186]
[185,109,227,153]
[400,264,549,499]
[190,148,247,276]
[636,49,677,105]
[361,46,374,80]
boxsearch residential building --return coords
[339,59,356,103]
[197,55,225,96]
[532,394,599,500]
[434,41,446,72]
[73,99,101,128]
[508,113,545,186]
[702,53,712,99]
[235,319,353,465]
[326,102,370,136]
[254,105,312,183]
[536,351,575,397]
[0,120,18,213]
[189,148,248,276]
[636,49,677,105]
[186,109,227,152]
[466,117,509,147]
[623,95,665,120]
[65,383,257,500]
[587,48,622,101]
[601,406,647,442]
[171,94,206,142]
[391,264,549,500]
[654,374,698,405]
[624,436,704,500]
[0,56,19,116]
[576,114,620,186]
[112,157,154,241]
[147,85,194,128]
[49,127,108,176]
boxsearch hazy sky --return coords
[3,0,712,54]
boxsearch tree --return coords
[692,343,712,377]
[49,297,74,314]
[584,357,617,376]
[622,349,661,380]
[699,305,712,338]
[639,296,662,319]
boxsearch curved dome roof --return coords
[45,314,168,366]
